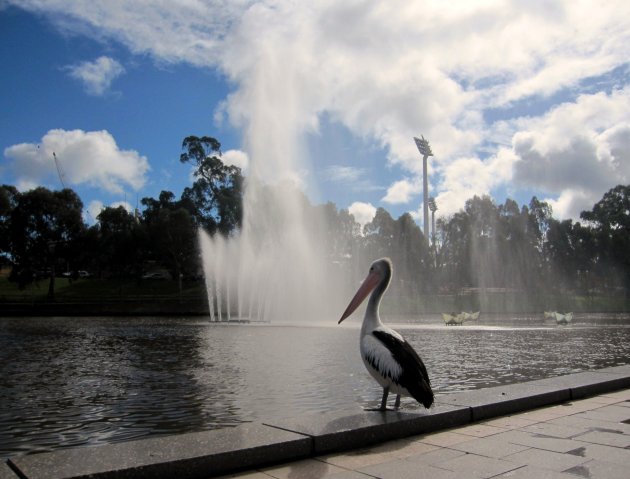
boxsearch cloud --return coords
[85,199,133,224]
[9,1,630,218]
[324,165,364,183]
[510,87,630,218]
[348,201,376,229]
[65,56,125,96]
[382,179,419,204]
[222,149,249,171]
[4,129,150,194]
[86,200,104,223]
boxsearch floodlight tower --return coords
[414,136,433,239]
[428,196,437,246]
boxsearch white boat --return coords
[442,313,465,326]
[554,312,573,324]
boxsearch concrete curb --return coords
[5,365,630,479]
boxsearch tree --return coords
[179,135,244,235]
[9,187,85,297]
[581,185,630,293]
[0,185,19,264]
[96,205,146,279]
[141,190,197,293]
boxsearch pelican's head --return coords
[338,258,392,324]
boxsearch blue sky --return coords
[2,1,630,229]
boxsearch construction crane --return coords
[53,152,66,189]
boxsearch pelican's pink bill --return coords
[338,270,380,324]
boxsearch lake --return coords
[1,314,629,459]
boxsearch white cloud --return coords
[382,179,418,204]
[86,200,104,223]
[324,165,364,183]
[348,201,376,229]
[4,129,150,194]
[222,149,249,171]
[85,199,133,224]
[510,87,630,218]
[65,56,125,96]
[8,0,630,218]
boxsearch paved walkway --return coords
[220,388,630,479]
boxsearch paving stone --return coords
[452,423,507,438]
[547,415,630,435]
[416,430,472,447]
[565,459,629,479]
[480,415,539,430]
[0,463,19,479]
[264,403,470,455]
[573,430,630,448]
[367,437,439,459]
[602,389,630,400]
[508,408,568,422]
[317,445,402,470]
[566,443,630,466]
[576,405,630,423]
[491,430,584,453]
[450,436,530,458]
[521,422,585,439]
[502,447,589,471]
[434,452,524,478]
[435,381,570,421]
[321,470,378,479]
[544,399,610,416]
[579,395,625,405]
[215,471,272,479]
[8,423,311,479]
[358,458,460,479]
[259,458,348,479]
[493,464,586,478]
[405,447,467,466]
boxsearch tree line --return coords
[1,134,629,309]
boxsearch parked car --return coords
[141,272,169,280]
[78,270,92,278]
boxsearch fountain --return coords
[199,177,345,323]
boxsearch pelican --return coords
[338,258,434,411]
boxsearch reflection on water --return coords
[1,315,629,458]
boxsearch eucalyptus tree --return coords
[0,185,19,265]
[9,187,85,297]
[179,135,244,235]
[141,190,197,292]
[96,205,146,279]
[581,184,630,294]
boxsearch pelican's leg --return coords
[394,394,401,409]
[380,387,389,411]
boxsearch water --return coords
[1,314,629,459]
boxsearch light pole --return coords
[413,136,433,239]
[428,196,437,246]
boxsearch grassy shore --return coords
[1,276,628,317]
[0,276,209,316]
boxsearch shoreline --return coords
[3,365,630,479]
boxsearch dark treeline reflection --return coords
[2,141,629,312]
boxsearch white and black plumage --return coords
[338,258,434,411]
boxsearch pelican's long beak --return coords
[338,270,380,324]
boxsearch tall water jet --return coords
[199,15,354,323]
[199,177,338,323]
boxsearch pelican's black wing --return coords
[372,330,434,408]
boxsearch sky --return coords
[1,0,629,230]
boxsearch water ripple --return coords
[1,315,629,458]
